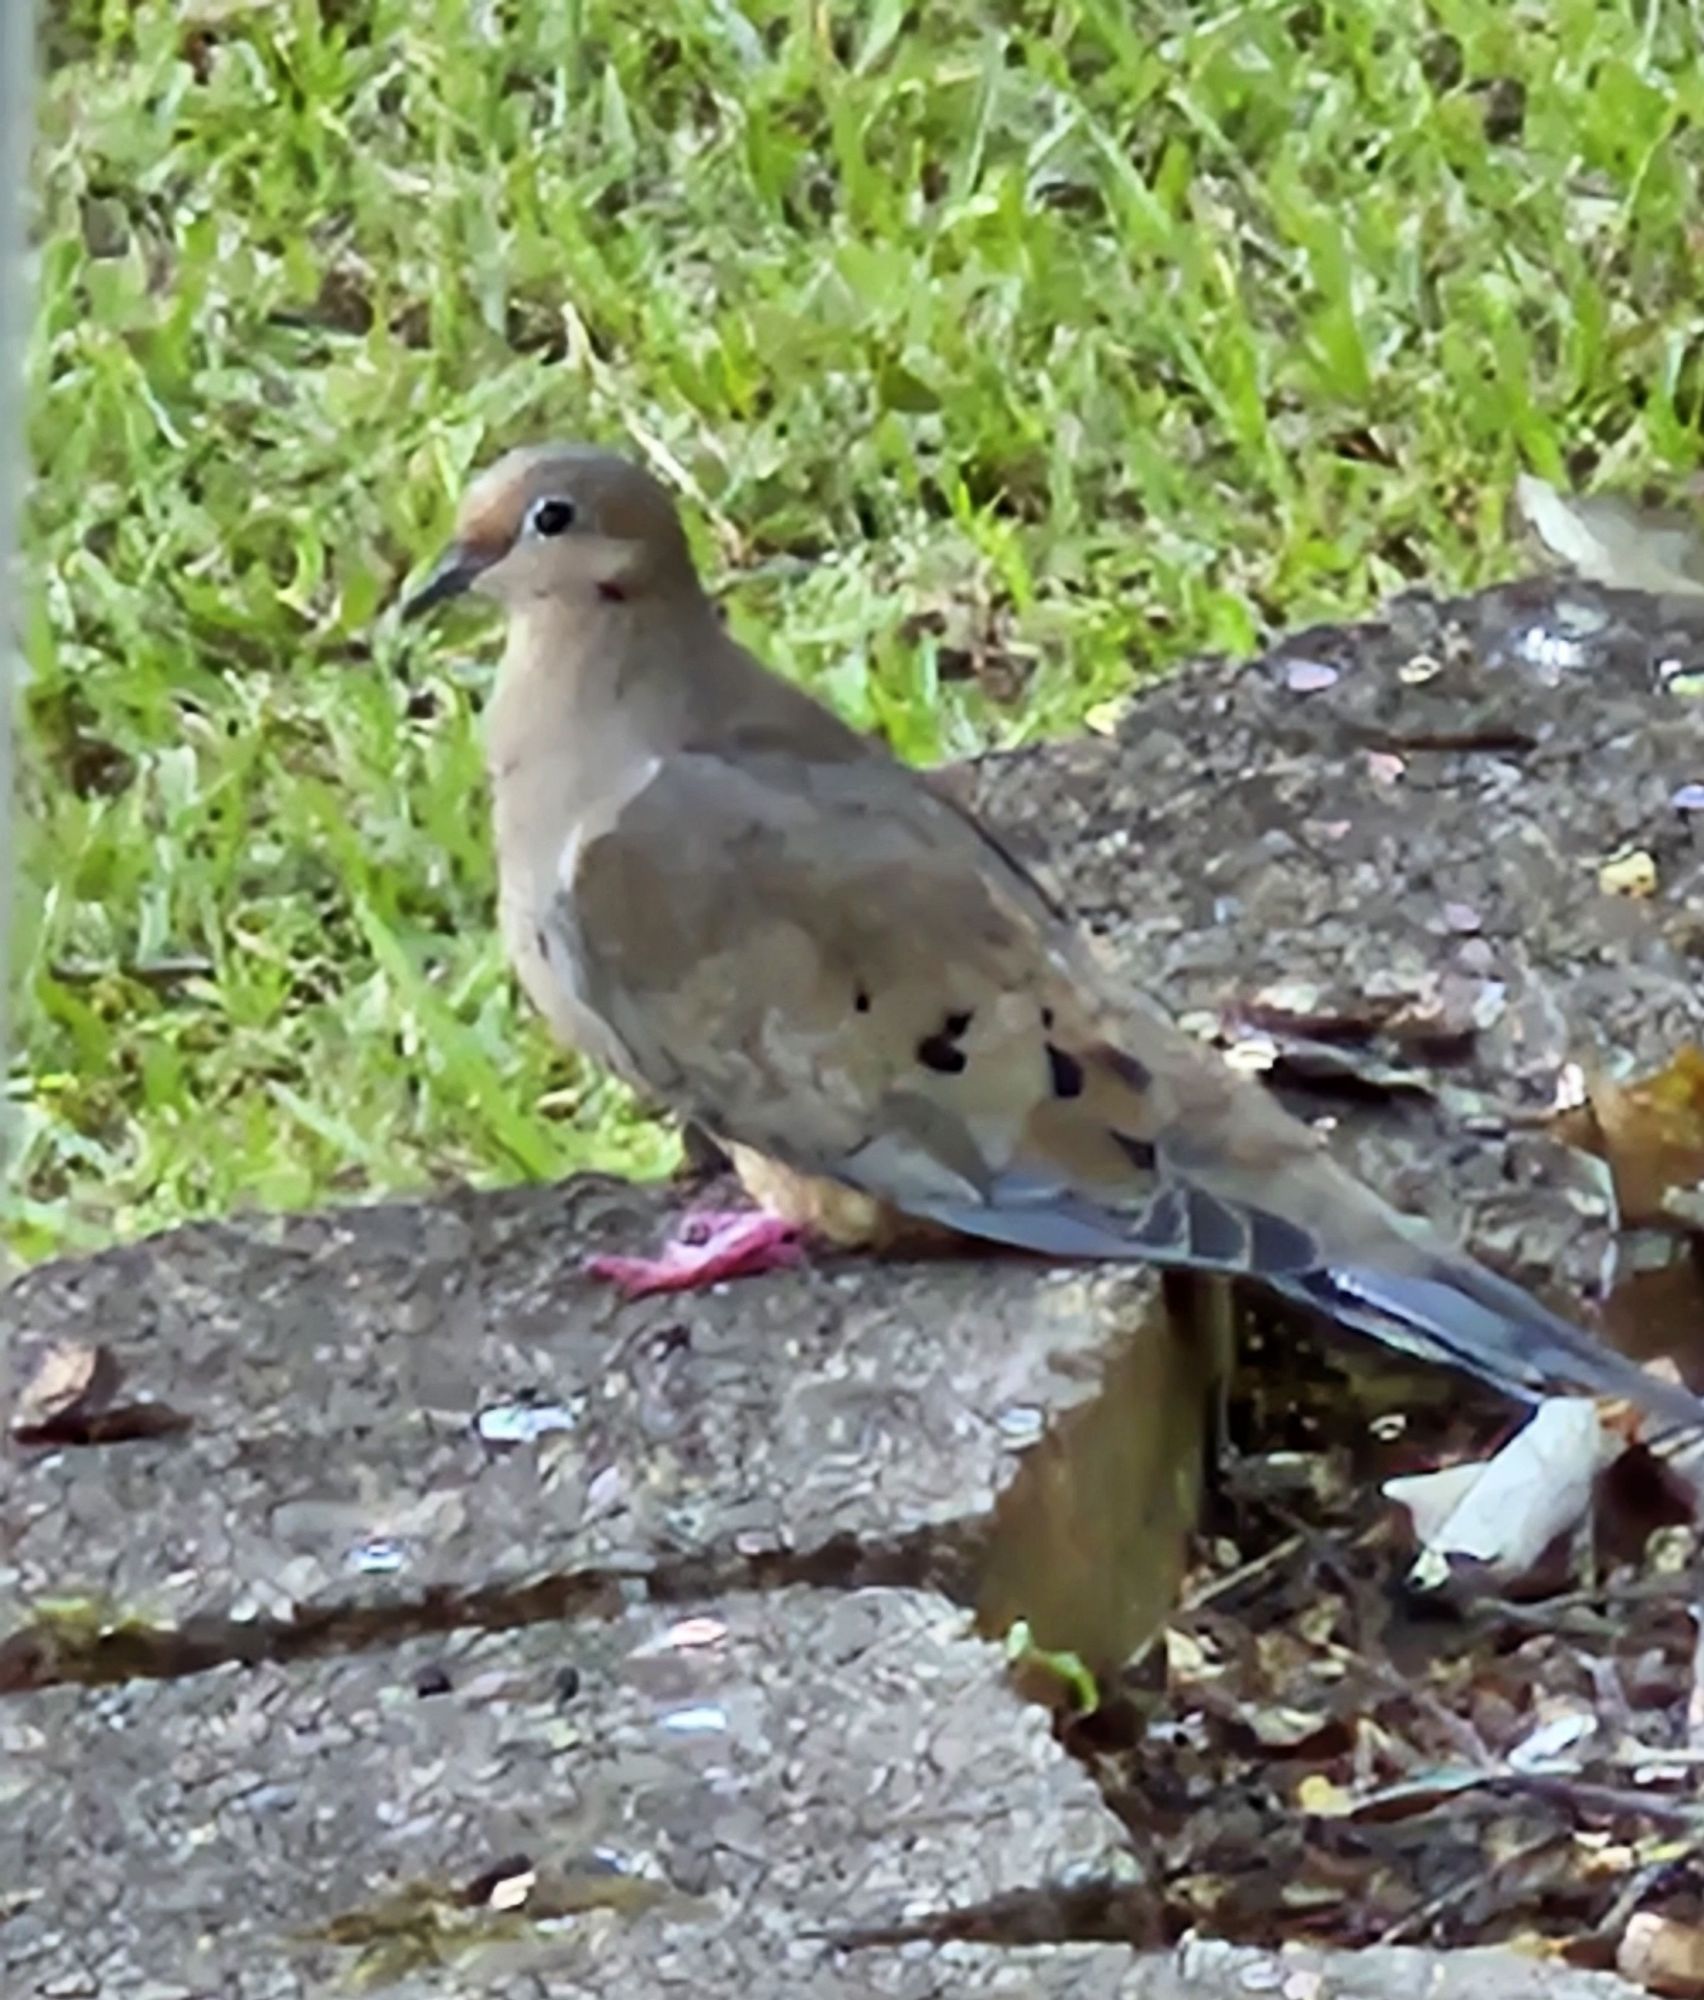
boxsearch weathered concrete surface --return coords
[6,575,1702,1995]
[1,1590,1132,1998]
[4,1181,1149,1650]
[4,1584,1641,1999]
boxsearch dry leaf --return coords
[1296,1774,1352,1817]
[1084,695,1134,736]
[1246,1703,1334,1748]
[13,1340,118,1435]
[485,1868,535,1913]
[1385,1399,1612,1587]
[1599,849,1658,897]
[1620,1911,1704,1996]
[1560,1045,1704,1229]
[1515,473,1704,597]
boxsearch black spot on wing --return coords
[853,988,871,1013]
[917,1008,974,1075]
[1047,1045,1084,1098]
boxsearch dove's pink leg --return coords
[584,1209,807,1297]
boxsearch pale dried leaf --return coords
[1385,1400,1611,1585]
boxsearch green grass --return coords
[11,0,1704,1258]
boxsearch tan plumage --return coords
[401,442,1702,1429]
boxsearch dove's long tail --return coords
[1269,1251,1702,1431]
[901,1168,1703,1432]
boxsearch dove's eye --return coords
[528,497,577,537]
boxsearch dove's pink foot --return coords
[585,1209,807,1297]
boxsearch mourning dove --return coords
[401,442,1702,1427]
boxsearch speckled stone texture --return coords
[4,1592,1639,1997]
[7,574,1697,1997]
[2,1591,1129,1997]
[5,1179,1146,1628]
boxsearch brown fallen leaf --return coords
[1558,1045,1704,1230]
[11,1337,191,1448]
[1620,1910,1704,1996]
[1600,1257,1704,1415]
[12,1340,120,1435]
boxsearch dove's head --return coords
[401,443,697,622]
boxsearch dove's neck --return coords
[488,581,735,793]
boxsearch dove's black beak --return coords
[399,542,495,622]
